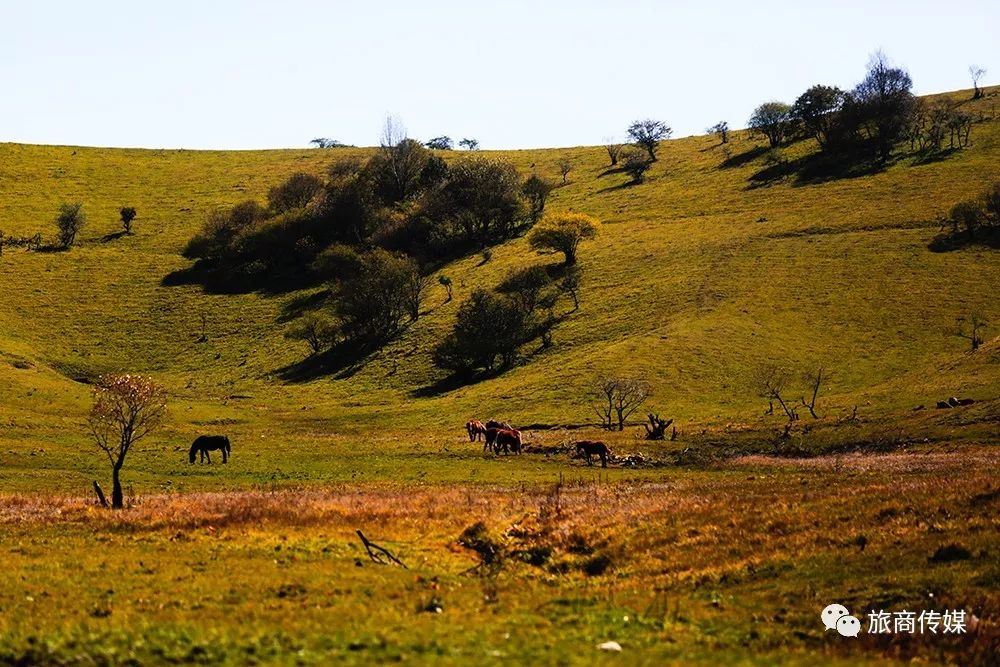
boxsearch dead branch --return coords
[356,529,407,568]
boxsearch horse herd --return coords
[465,419,613,467]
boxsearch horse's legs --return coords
[600,452,607,468]
[586,453,593,466]
[223,448,228,464]
[206,451,212,464]
[199,449,205,463]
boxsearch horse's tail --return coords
[189,439,199,463]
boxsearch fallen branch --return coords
[355,529,407,568]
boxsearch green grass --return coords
[0,86,998,664]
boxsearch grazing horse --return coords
[485,419,512,431]
[189,435,231,464]
[466,420,487,442]
[494,429,522,455]
[575,440,611,468]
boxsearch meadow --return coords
[0,87,998,664]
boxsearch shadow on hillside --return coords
[746,151,888,189]
[100,231,131,243]
[594,180,641,195]
[162,259,320,296]
[928,228,1000,252]
[277,289,332,324]
[275,339,377,383]
[720,145,769,169]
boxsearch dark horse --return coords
[189,435,231,464]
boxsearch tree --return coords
[708,121,729,144]
[851,51,916,163]
[521,174,556,222]
[459,138,480,150]
[954,312,988,351]
[970,65,987,99]
[406,273,431,321]
[267,172,324,213]
[748,102,792,148]
[120,207,137,234]
[528,212,600,265]
[438,274,453,302]
[558,265,581,311]
[558,158,573,184]
[285,312,338,356]
[310,138,344,148]
[603,137,623,165]
[334,248,420,344]
[626,119,672,161]
[56,202,86,248]
[621,150,652,183]
[433,157,524,244]
[791,85,845,150]
[371,131,434,203]
[88,374,167,509]
[426,136,454,150]
[433,290,532,374]
[592,375,651,431]
[751,363,797,422]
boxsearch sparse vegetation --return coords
[626,119,672,161]
[119,207,137,234]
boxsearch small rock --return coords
[597,641,622,652]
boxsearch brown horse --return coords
[466,419,487,442]
[494,429,522,455]
[575,440,611,467]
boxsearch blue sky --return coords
[1,0,996,150]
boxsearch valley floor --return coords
[1,448,997,665]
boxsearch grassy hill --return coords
[1,87,999,494]
[1,87,999,666]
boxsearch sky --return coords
[1,0,997,150]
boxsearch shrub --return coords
[333,248,420,344]
[285,312,338,356]
[55,203,86,248]
[267,172,324,213]
[522,175,555,222]
[433,289,533,374]
[120,207,137,233]
[621,151,652,183]
[528,212,599,265]
[749,102,793,148]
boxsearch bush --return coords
[267,173,324,213]
[433,289,533,374]
[430,157,525,245]
[55,203,86,248]
[183,200,266,260]
[120,207,137,233]
[528,212,599,265]
[285,312,338,356]
[749,102,793,148]
[621,151,652,183]
[333,248,421,344]
[521,175,555,222]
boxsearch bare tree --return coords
[592,375,651,431]
[970,65,987,99]
[954,312,988,351]
[752,363,797,422]
[798,367,829,419]
[88,374,167,509]
[380,115,406,148]
[603,137,623,166]
[558,158,573,184]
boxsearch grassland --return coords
[0,87,998,664]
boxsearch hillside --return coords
[1,88,999,493]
